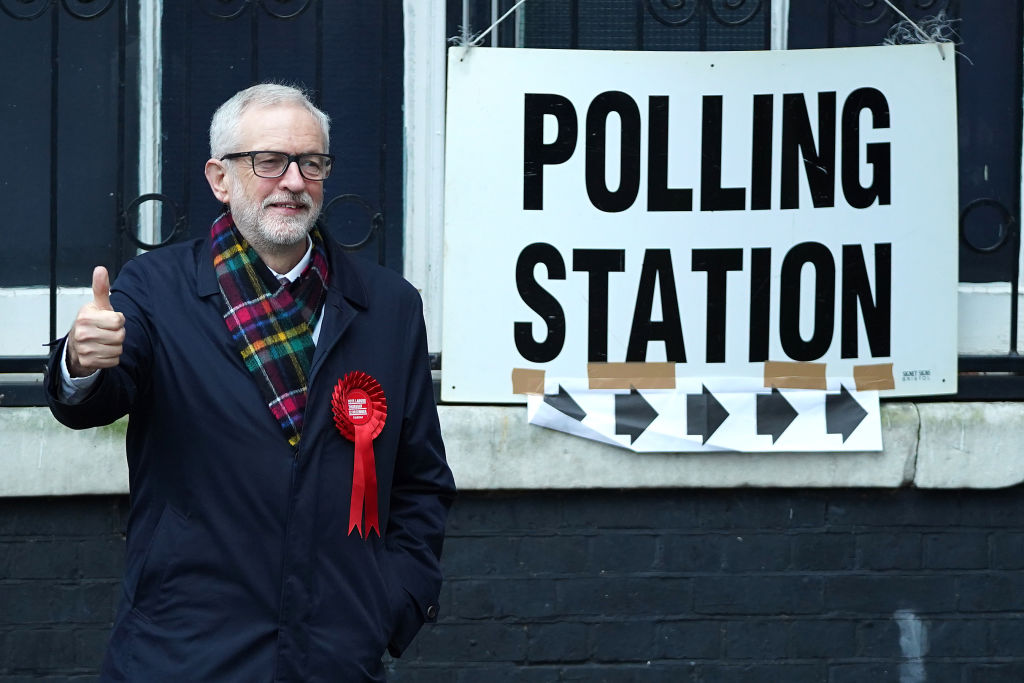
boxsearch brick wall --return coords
[395,489,1024,682]
[3,490,1024,682]
[0,497,125,682]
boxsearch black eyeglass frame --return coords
[220,150,335,181]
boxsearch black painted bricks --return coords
[3,489,1024,682]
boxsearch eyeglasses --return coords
[220,151,334,181]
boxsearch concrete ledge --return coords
[441,403,920,489]
[1,402,1023,495]
[914,402,1024,489]
[1,408,128,497]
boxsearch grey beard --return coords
[232,192,320,253]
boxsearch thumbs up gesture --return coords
[66,266,127,377]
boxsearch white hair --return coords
[209,83,331,158]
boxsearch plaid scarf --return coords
[210,212,329,447]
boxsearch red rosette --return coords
[331,371,387,538]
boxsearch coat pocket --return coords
[128,503,188,622]
[373,542,406,640]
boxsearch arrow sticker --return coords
[544,384,586,422]
[756,387,798,444]
[527,377,881,452]
[686,385,730,444]
[826,385,868,442]
[615,387,658,444]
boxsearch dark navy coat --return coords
[46,234,456,682]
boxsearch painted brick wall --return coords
[0,497,125,682]
[3,490,1024,682]
[394,489,1024,682]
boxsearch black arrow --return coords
[543,384,586,422]
[756,387,798,444]
[686,385,730,444]
[826,385,868,442]
[615,387,658,444]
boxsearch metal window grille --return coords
[0,0,403,407]
[3,0,1022,405]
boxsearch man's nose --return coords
[277,160,307,190]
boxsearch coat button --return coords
[425,604,438,620]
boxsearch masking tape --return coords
[511,368,545,395]
[763,360,827,390]
[587,362,676,390]
[854,362,895,391]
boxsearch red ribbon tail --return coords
[365,443,380,538]
[349,425,368,537]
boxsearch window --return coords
[0,0,405,405]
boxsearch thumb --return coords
[92,266,113,311]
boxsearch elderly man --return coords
[46,83,455,681]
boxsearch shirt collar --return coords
[269,236,314,283]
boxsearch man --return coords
[46,83,456,681]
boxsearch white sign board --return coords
[442,45,958,404]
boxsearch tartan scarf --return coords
[210,212,329,447]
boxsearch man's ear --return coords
[205,159,231,204]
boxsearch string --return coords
[879,0,948,60]
[881,0,929,43]
[452,0,530,49]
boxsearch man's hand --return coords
[66,266,126,378]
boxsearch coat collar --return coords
[196,226,369,312]
[195,223,368,384]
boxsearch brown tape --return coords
[763,361,827,390]
[854,362,895,391]
[511,368,546,395]
[587,362,676,390]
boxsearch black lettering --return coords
[626,249,686,362]
[700,95,746,211]
[586,91,642,212]
[647,96,693,212]
[692,249,743,363]
[573,249,626,362]
[781,92,836,209]
[523,94,578,211]
[841,243,891,358]
[514,242,566,362]
[841,87,891,208]
[779,242,835,361]
[749,247,772,362]
[750,94,773,210]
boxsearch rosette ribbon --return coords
[331,371,387,538]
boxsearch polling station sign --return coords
[442,45,958,404]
